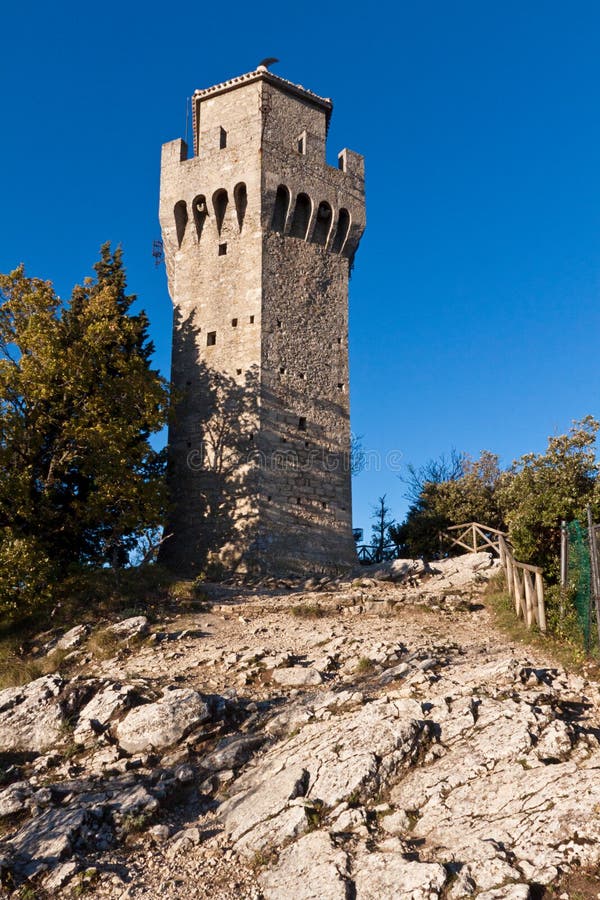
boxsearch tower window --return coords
[290,193,312,240]
[249,315,255,324]
[297,132,306,154]
[298,417,307,431]
[332,208,351,254]
[207,331,216,346]
[192,194,207,241]
[218,243,227,256]
[312,201,332,246]
[236,368,242,375]
[212,189,228,236]
[174,200,188,249]
[271,185,290,233]
[234,182,247,232]
[297,497,302,504]
[219,127,227,149]
[337,382,345,391]
[299,372,306,380]
[280,366,286,375]
[276,319,282,328]
[232,318,238,327]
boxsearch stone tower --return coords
[159,66,365,575]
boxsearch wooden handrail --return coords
[445,522,508,537]
[441,522,546,632]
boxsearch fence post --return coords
[587,506,600,650]
[560,521,568,589]
[522,569,531,627]
[513,566,524,619]
[535,570,546,633]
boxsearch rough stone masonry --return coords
[159,65,366,575]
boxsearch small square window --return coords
[299,372,306,380]
[337,382,345,391]
[297,497,302,505]
[218,243,227,256]
[236,368,242,375]
[298,417,307,431]
[232,318,238,327]
[276,319,282,328]
[280,366,286,375]
[249,315,255,324]
[207,331,216,346]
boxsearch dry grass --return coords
[85,627,123,661]
[483,573,599,677]
[0,641,76,690]
[355,656,374,674]
[290,603,330,619]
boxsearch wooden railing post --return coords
[513,565,524,619]
[523,569,534,629]
[441,522,547,632]
[535,570,546,633]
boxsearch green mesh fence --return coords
[567,520,592,651]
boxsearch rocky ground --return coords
[2,553,600,899]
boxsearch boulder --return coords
[0,782,32,818]
[48,624,90,654]
[107,616,149,640]
[259,831,349,900]
[0,674,65,753]
[353,850,448,899]
[272,666,323,687]
[114,688,210,753]
[74,681,136,743]
[202,734,265,772]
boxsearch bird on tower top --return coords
[257,57,279,72]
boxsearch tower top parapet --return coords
[192,68,333,119]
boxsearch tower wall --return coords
[159,70,365,575]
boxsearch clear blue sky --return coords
[2,0,600,536]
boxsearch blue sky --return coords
[2,1,600,535]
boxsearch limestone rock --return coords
[49,624,90,654]
[353,850,448,899]
[0,674,65,752]
[202,734,265,772]
[0,782,31,818]
[272,666,323,687]
[74,681,136,743]
[220,700,428,852]
[114,689,211,753]
[259,831,349,900]
[108,616,149,640]
[5,805,89,878]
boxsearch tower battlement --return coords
[159,68,365,575]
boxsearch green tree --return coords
[0,245,168,617]
[392,451,504,558]
[497,417,600,580]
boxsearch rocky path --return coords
[2,554,600,899]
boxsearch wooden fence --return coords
[443,522,546,632]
